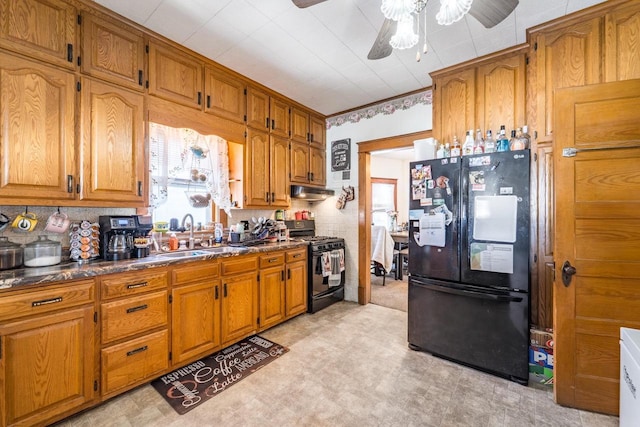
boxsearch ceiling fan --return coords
[292,0,519,60]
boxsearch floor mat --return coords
[151,335,288,415]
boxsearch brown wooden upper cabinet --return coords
[291,107,326,147]
[431,68,476,145]
[79,77,146,205]
[290,142,326,187]
[80,12,146,91]
[0,52,76,203]
[246,86,290,137]
[245,129,290,208]
[528,17,601,144]
[0,0,77,70]
[148,39,204,109]
[431,46,526,145]
[204,65,246,123]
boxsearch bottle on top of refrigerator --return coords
[473,129,484,154]
[462,130,474,156]
[436,143,446,159]
[510,128,526,151]
[444,142,451,158]
[484,130,496,153]
[520,125,531,150]
[496,125,509,152]
[450,136,461,157]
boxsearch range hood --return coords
[290,185,335,201]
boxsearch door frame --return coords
[357,130,432,305]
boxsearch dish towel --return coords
[329,249,344,287]
[321,252,332,277]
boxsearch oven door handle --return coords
[314,288,343,299]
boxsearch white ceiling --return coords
[94,0,606,116]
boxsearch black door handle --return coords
[562,261,577,287]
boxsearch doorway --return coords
[357,130,432,306]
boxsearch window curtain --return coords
[149,122,232,215]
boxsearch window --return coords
[149,123,231,225]
[371,178,397,230]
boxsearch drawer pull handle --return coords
[32,296,63,307]
[126,304,148,314]
[126,282,148,290]
[126,345,148,357]
[293,254,301,258]
[268,258,277,263]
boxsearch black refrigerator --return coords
[407,151,530,384]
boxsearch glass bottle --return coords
[473,129,484,154]
[496,125,509,152]
[484,130,496,153]
[436,143,446,159]
[508,129,518,151]
[450,136,461,157]
[462,130,474,156]
[520,125,531,150]
[444,142,451,158]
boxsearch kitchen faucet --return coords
[181,213,195,249]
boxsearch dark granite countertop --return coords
[0,241,308,292]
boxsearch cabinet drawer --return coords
[101,290,168,344]
[101,269,168,300]
[286,248,307,263]
[101,329,169,397]
[0,280,95,322]
[259,252,285,268]
[220,256,257,276]
[172,260,219,285]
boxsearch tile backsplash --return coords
[0,206,135,249]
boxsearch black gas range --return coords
[285,220,345,313]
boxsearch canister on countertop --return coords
[0,237,23,270]
[23,236,61,267]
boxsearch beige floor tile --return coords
[54,302,619,427]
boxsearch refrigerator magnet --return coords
[469,156,491,167]
[420,198,433,206]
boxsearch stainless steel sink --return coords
[155,250,210,258]
[154,246,248,259]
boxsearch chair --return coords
[371,226,394,286]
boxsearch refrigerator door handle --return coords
[414,281,523,303]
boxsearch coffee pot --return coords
[108,233,132,254]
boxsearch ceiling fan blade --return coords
[468,0,519,28]
[367,18,397,60]
[292,0,328,8]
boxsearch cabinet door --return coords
[148,40,203,109]
[291,107,309,143]
[309,113,326,147]
[270,96,290,138]
[0,0,76,69]
[290,140,310,184]
[171,281,221,364]
[604,2,640,82]
[270,135,290,207]
[533,144,554,329]
[476,53,526,136]
[432,68,475,144]
[204,66,246,123]
[245,128,270,207]
[309,145,326,186]
[246,86,269,130]
[79,77,145,205]
[0,306,95,427]
[221,271,258,345]
[286,260,307,317]
[258,265,285,330]
[80,12,145,91]
[0,53,76,203]
[531,17,601,143]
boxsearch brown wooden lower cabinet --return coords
[0,249,307,425]
[0,280,97,427]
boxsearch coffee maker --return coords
[99,215,153,260]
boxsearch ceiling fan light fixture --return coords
[436,0,473,26]
[381,0,416,21]
[389,14,418,50]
